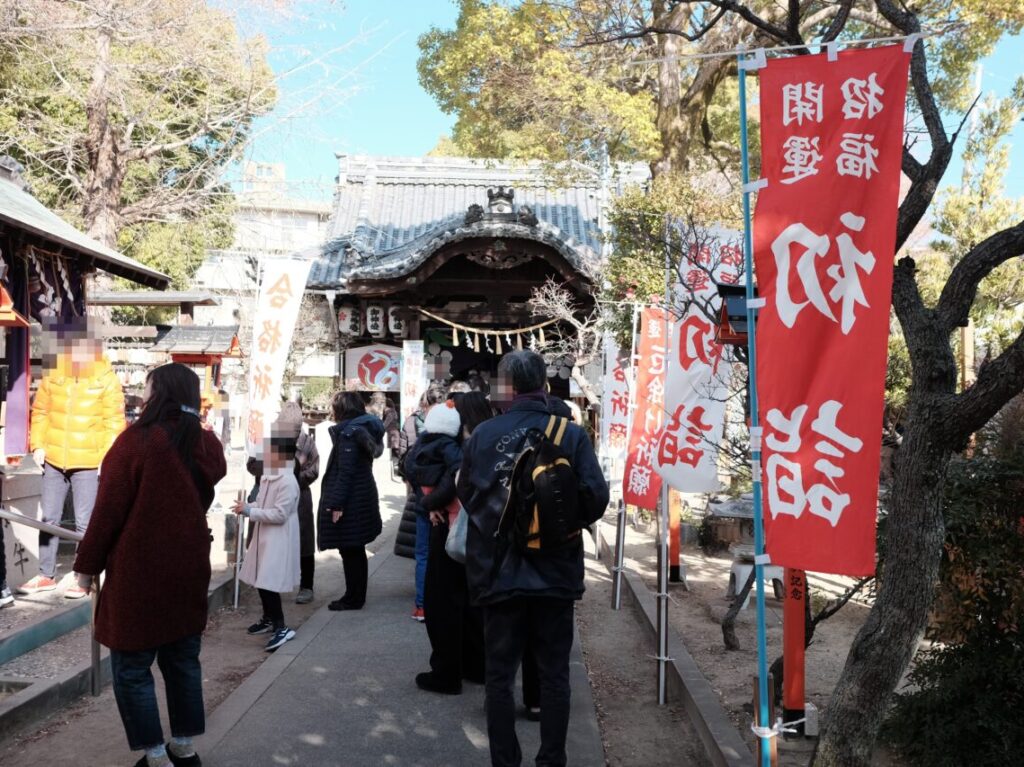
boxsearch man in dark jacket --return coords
[457,351,609,767]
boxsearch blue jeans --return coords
[38,463,98,578]
[110,634,205,751]
[414,514,430,609]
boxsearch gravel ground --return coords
[577,550,710,767]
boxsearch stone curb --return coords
[0,600,92,666]
[595,522,754,767]
[0,568,235,739]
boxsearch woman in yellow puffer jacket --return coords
[19,334,125,598]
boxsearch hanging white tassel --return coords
[485,333,493,353]
[505,331,513,351]
[538,326,546,346]
[516,333,523,350]
[452,326,458,346]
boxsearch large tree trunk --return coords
[82,14,124,249]
[814,408,952,766]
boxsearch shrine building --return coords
[305,154,646,405]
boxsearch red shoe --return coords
[411,607,425,622]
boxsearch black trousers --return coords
[484,597,575,767]
[300,554,315,590]
[339,547,368,607]
[424,522,485,686]
[258,589,284,627]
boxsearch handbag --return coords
[445,507,469,564]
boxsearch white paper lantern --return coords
[387,305,407,337]
[365,302,386,338]
[337,304,362,336]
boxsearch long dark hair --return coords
[134,363,203,473]
[453,391,493,436]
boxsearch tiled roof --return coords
[152,325,240,354]
[307,155,649,289]
[0,157,170,290]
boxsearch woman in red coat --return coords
[74,363,226,767]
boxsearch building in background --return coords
[194,162,335,398]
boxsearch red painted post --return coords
[783,568,806,736]
[668,489,682,582]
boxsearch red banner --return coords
[753,45,910,576]
[622,307,667,509]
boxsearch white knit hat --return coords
[423,400,461,437]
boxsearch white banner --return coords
[400,340,427,426]
[600,333,630,461]
[344,344,401,392]
[653,228,741,492]
[246,258,313,453]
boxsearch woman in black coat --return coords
[318,392,385,611]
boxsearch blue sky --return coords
[236,2,1023,202]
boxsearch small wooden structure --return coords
[151,325,243,416]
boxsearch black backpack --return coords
[499,415,582,554]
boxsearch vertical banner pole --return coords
[233,483,245,610]
[655,219,672,706]
[739,48,773,764]
[656,483,669,705]
[783,568,807,735]
[611,499,627,610]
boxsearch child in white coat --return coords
[233,433,301,652]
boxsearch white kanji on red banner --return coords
[782,82,824,126]
[764,400,864,527]
[771,211,876,334]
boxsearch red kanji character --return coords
[688,244,712,265]
[720,244,744,268]
[684,268,710,292]
[611,392,629,417]
[684,405,713,446]
[609,422,628,447]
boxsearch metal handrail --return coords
[0,506,102,696]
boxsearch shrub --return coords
[883,452,1024,766]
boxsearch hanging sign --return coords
[655,231,741,492]
[600,333,630,461]
[345,344,401,392]
[246,258,313,453]
[400,340,427,425]
[754,45,910,576]
[622,307,667,510]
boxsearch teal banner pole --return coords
[738,48,773,765]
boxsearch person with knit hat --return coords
[232,409,302,653]
[405,398,485,695]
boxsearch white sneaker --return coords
[0,587,14,608]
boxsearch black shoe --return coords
[416,672,462,695]
[166,744,203,766]
[328,599,363,611]
[463,671,485,685]
[247,617,273,635]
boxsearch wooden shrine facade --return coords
[305,155,647,393]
